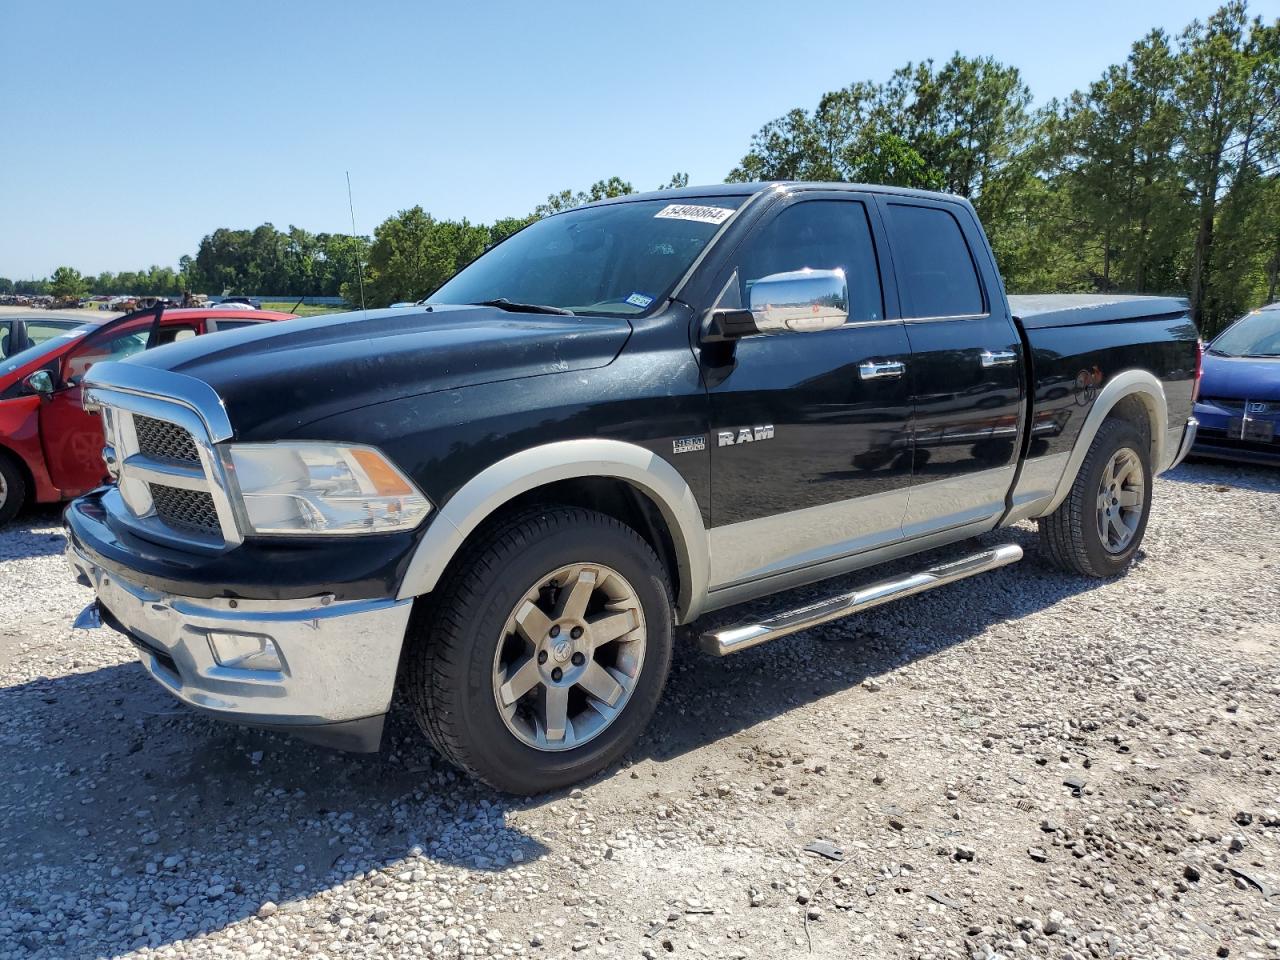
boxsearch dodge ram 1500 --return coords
[65,183,1200,793]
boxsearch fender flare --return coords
[1042,369,1168,516]
[396,439,711,624]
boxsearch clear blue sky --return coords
[3,0,1276,280]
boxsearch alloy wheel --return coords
[1095,447,1145,554]
[491,563,646,752]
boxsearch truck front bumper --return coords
[67,542,414,751]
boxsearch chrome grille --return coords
[82,363,242,551]
[149,484,222,537]
[94,402,237,549]
[133,414,200,463]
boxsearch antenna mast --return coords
[346,171,367,313]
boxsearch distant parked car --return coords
[0,305,296,523]
[219,296,261,309]
[1192,302,1280,465]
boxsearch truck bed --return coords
[1009,294,1191,330]
[1004,292,1198,527]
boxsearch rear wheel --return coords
[0,453,28,526]
[405,506,673,794]
[1039,418,1152,577]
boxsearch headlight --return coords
[225,442,431,535]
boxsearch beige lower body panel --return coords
[901,465,1016,537]
[703,517,999,615]
[707,486,910,589]
[708,466,1016,598]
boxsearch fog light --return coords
[208,632,284,672]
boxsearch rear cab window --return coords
[883,203,985,318]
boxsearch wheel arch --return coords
[396,440,710,624]
[1042,369,1168,517]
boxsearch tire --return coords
[404,506,674,794]
[0,452,28,526]
[1038,417,1152,578]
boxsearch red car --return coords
[0,305,295,523]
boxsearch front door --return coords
[39,320,152,494]
[701,194,914,589]
[875,197,1025,536]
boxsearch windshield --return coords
[0,324,96,376]
[429,197,745,316]
[1211,308,1280,357]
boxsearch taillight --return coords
[1192,339,1204,402]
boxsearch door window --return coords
[153,325,198,346]
[728,199,884,323]
[882,203,985,318]
[25,320,80,346]
[63,330,148,384]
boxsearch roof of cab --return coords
[574,181,971,211]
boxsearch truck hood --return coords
[125,304,632,437]
[1200,352,1280,402]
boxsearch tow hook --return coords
[73,601,103,630]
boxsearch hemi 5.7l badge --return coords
[673,436,706,454]
[718,425,774,446]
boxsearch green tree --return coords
[1175,2,1280,329]
[1049,31,1188,293]
[0,278,12,295]
[725,56,1029,206]
[487,215,536,246]
[49,266,88,299]
[314,233,370,301]
[534,177,635,217]
[354,206,489,307]
[845,132,944,189]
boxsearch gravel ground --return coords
[1,460,1278,960]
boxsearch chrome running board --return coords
[700,544,1023,656]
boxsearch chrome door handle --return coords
[980,349,1018,367]
[859,360,906,381]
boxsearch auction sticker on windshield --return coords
[654,204,735,225]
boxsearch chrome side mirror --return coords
[749,268,849,333]
[24,370,54,396]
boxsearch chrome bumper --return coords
[1169,417,1198,470]
[67,544,413,736]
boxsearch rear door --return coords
[702,192,915,588]
[875,197,1024,536]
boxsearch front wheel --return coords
[0,453,28,526]
[1039,417,1153,577]
[404,506,673,794]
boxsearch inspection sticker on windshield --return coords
[654,203,734,225]
[625,292,654,308]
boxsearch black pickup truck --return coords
[65,183,1200,793]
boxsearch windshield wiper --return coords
[470,298,575,316]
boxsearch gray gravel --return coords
[1,460,1278,959]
